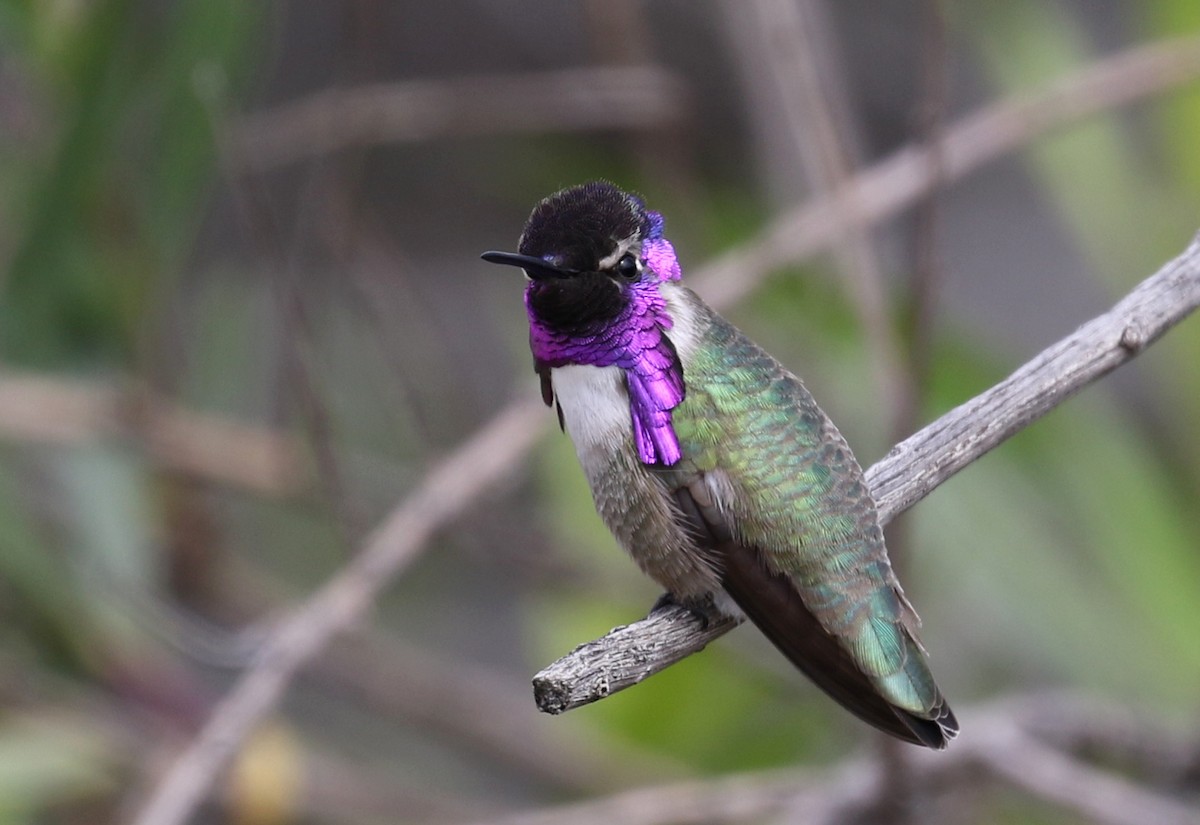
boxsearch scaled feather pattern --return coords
[525,207,687,465]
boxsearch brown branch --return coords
[0,375,304,496]
[726,0,909,413]
[532,233,1200,713]
[231,66,688,171]
[463,697,1200,825]
[129,396,547,825]
[694,33,1200,309]
[130,34,1200,825]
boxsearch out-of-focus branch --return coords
[1017,692,1200,781]
[313,634,685,793]
[130,34,1200,825]
[129,396,547,825]
[462,699,1200,825]
[532,233,1200,712]
[907,0,951,399]
[695,33,1200,309]
[723,0,908,414]
[464,764,859,825]
[973,727,1200,825]
[231,66,688,171]
[0,374,304,496]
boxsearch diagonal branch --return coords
[532,233,1200,714]
[129,397,547,825]
[692,33,1200,309]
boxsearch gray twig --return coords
[694,34,1200,310]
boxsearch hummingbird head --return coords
[481,181,682,364]
[482,181,686,465]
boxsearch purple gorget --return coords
[528,213,686,466]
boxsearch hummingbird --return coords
[482,181,957,748]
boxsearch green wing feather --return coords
[665,299,956,746]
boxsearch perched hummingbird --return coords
[482,181,957,748]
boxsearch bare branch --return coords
[533,605,743,715]
[1016,692,1200,781]
[465,698,1200,825]
[694,33,1200,309]
[533,234,1200,713]
[129,397,547,825]
[974,726,1200,825]
[867,235,1200,521]
[0,374,304,496]
[465,762,864,825]
[231,67,688,171]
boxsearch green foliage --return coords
[1147,0,1200,192]
[0,3,267,818]
[0,0,262,366]
[0,712,115,820]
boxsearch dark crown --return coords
[518,182,647,273]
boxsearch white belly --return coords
[548,357,733,602]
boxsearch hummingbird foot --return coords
[649,591,726,629]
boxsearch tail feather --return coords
[672,485,957,748]
[718,534,957,748]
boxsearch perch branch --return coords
[532,233,1200,713]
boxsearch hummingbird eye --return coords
[615,253,640,280]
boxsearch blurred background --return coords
[1,1,1200,823]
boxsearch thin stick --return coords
[532,234,1200,713]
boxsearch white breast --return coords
[550,364,632,462]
